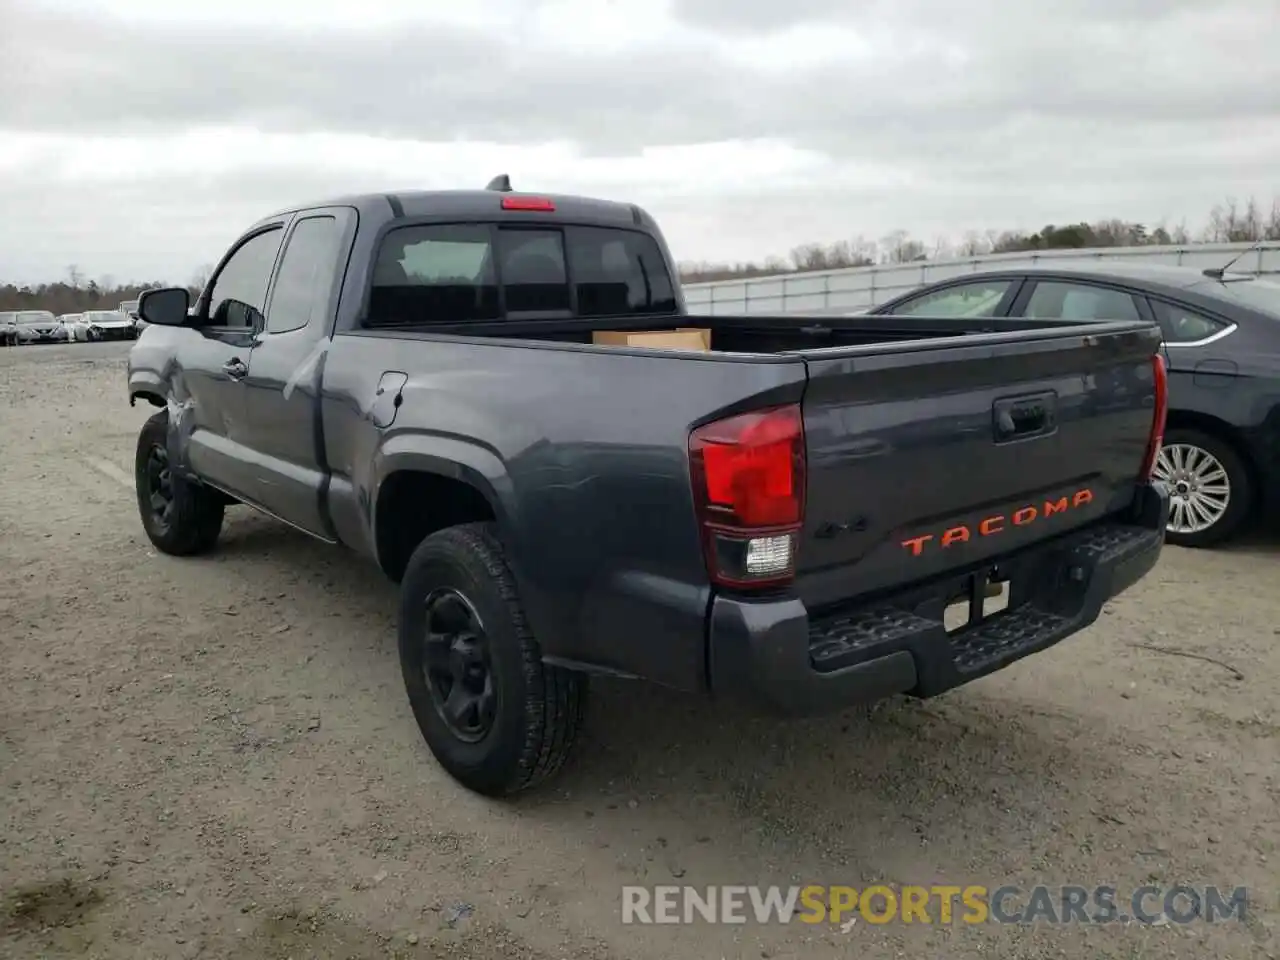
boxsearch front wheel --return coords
[398,523,587,797]
[134,410,225,555]
[1153,428,1253,548]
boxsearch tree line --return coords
[0,264,213,316]
[3,196,1278,309]
[677,195,1280,283]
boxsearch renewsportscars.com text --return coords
[621,884,1248,927]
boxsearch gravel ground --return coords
[1,341,1278,960]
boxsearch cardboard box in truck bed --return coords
[591,328,710,351]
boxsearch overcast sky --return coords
[1,0,1277,285]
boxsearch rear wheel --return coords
[135,410,225,555]
[1153,428,1252,548]
[398,523,587,796]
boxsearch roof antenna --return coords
[485,174,512,193]
[1203,237,1264,281]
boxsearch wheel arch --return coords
[370,430,517,582]
[130,389,166,408]
[1163,408,1262,496]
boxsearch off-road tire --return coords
[135,410,225,556]
[398,522,587,796]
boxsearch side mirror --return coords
[138,287,191,327]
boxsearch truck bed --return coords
[325,310,1162,693]
[355,310,1104,354]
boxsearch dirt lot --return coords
[1,341,1277,960]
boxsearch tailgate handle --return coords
[993,392,1057,443]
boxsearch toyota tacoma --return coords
[126,180,1171,796]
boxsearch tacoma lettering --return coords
[901,488,1094,557]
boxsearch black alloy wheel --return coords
[144,442,175,533]
[421,588,497,742]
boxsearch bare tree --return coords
[958,231,990,257]
[189,263,214,295]
[1206,198,1263,243]
[1267,200,1280,241]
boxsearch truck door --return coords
[237,207,354,539]
[179,225,285,499]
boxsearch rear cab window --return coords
[366,223,677,326]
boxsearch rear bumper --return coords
[707,481,1170,716]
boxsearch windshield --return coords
[17,312,54,323]
[84,311,121,322]
[1195,278,1280,317]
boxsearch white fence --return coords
[681,241,1280,315]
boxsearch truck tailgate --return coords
[795,320,1163,610]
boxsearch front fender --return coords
[128,368,166,406]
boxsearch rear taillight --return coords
[1139,353,1169,481]
[688,404,805,588]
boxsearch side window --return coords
[497,228,570,313]
[368,224,498,326]
[1149,300,1231,345]
[206,228,283,328]
[265,216,341,334]
[1022,281,1140,322]
[888,279,1013,318]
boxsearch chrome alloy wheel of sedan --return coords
[1152,442,1231,535]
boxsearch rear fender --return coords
[370,432,515,537]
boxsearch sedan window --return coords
[1021,281,1140,322]
[1149,301,1232,345]
[886,279,1014,318]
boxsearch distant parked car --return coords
[58,313,87,341]
[867,262,1280,548]
[77,309,138,341]
[118,299,143,333]
[14,310,69,345]
[0,312,17,346]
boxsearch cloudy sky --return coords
[2,0,1277,285]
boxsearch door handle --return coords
[223,358,247,379]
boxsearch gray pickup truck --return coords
[127,180,1171,796]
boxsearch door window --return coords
[887,279,1014,318]
[206,227,283,328]
[266,217,341,334]
[1021,281,1140,322]
[1149,300,1232,345]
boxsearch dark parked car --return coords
[868,263,1280,548]
[126,183,1168,796]
[14,310,70,345]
